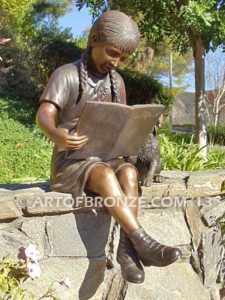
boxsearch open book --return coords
[65,101,165,161]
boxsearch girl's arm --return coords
[36,102,88,150]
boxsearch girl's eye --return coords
[106,49,120,57]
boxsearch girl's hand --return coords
[51,128,89,150]
[36,102,88,150]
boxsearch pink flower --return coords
[25,244,39,262]
[27,261,41,279]
[58,277,71,289]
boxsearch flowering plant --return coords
[0,244,71,300]
[0,254,35,299]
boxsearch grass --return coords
[159,124,225,171]
[0,94,52,183]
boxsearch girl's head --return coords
[87,10,140,55]
[79,10,140,103]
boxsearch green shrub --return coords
[0,24,78,101]
[0,96,52,183]
[41,40,83,78]
[118,68,174,109]
[159,125,225,171]
[159,134,216,171]
[207,124,225,145]
[207,145,225,168]
[159,123,192,144]
[0,118,52,183]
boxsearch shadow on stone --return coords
[0,182,50,192]
[74,212,111,299]
[78,258,106,300]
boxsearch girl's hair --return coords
[78,10,140,103]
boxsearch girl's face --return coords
[90,44,129,75]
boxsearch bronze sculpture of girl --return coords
[36,10,182,284]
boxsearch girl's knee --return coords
[117,164,138,182]
[89,164,116,182]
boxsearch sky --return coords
[58,6,92,37]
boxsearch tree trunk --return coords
[169,49,173,91]
[168,48,173,129]
[214,101,219,127]
[213,83,225,127]
[193,38,207,157]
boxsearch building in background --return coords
[172,91,225,133]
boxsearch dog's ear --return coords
[125,156,137,164]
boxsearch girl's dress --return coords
[40,60,136,199]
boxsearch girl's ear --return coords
[90,34,98,47]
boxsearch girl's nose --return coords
[111,57,120,68]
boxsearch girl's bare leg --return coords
[86,164,140,234]
[114,164,145,283]
[115,164,139,216]
[86,163,182,271]
[86,164,144,284]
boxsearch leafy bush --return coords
[207,124,225,145]
[0,96,52,183]
[0,24,78,102]
[207,145,225,168]
[41,39,83,78]
[159,123,192,144]
[0,255,35,299]
[118,68,174,109]
[159,134,215,171]
[159,125,225,171]
[0,39,39,102]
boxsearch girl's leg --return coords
[115,164,145,283]
[115,164,139,217]
[86,164,182,269]
[115,166,182,268]
[86,164,144,283]
[86,164,140,234]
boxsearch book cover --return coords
[65,101,165,161]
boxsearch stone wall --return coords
[0,170,225,300]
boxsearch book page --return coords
[65,101,165,160]
[110,105,165,159]
[66,101,130,160]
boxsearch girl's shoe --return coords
[129,227,182,267]
[117,229,145,283]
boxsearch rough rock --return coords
[201,229,224,288]
[201,199,225,226]
[22,257,107,300]
[0,200,21,221]
[46,212,112,258]
[125,263,211,300]
[186,200,201,250]
[139,209,191,247]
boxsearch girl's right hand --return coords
[51,128,89,150]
